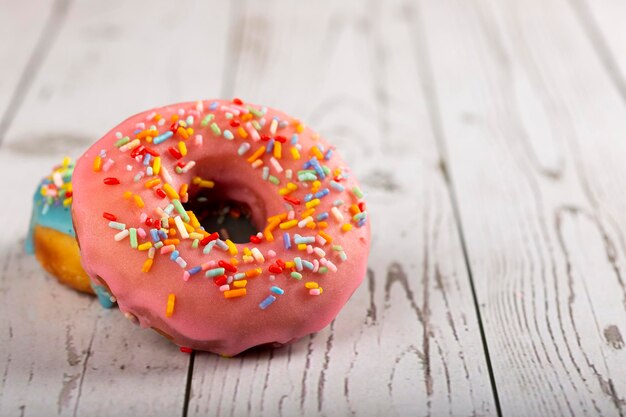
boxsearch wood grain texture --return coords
[187,1,496,416]
[0,0,232,415]
[418,0,626,415]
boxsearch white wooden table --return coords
[1,0,625,416]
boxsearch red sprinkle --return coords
[145,147,160,157]
[103,212,117,221]
[229,120,240,128]
[214,276,227,286]
[276,259,286,269]
[130,145,146,158]
[261,135,271,142]
[179,347,193,354]
[200,232,219,246]
[103,177,120,185]
[283,196,301,205]
[155,188,167,199]
[275,136,287,143]
[145,217,154,227]
[249,235,262,244]
[218,260,237,273]
[65,191,73,198]
[268,265,283,274]
[168,147,182,159]
[233,97,243,105]
[169,121,180,133]
[358,202,366,212]
[176,161,186,169]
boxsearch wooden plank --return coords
[0,0,58,138]
[187,1,496,416]
[418,0,626,415]
[0,1,232,416]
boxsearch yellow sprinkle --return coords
[279,219,298,230]
[230,258,239,266]
[247,146,266,163]
[188,212,201,229]
[301,208,315,219]
[166,293,176,317]
[296,123,305,133]
[285,261,295,269]
[305,282,319,289]
[178,141,187,156]
[287,182,298,191]
[62,157,71,167]
[137,242,152,251]
[243,247,252,256]
[184,223,194,233]
[144,177,161,188]
[153,157,161,175]
[297,244,307,250]
[305,199,321,209]
[93,155,102,172]
[225,239,238,256]
[273,141,282,159]
[133,194,145,208]
[312,180,321,193]
[224,288,246,299]
[186,127,194,136]
[264,228,275,242]
[267,213,287,223]
[199,180,215,188]
[290,147,301,160]
[192,176,201,185]
[163,183,180,200]
[318,230,333,244]
[341,223,353,232]
[233,280,247,288]
[123,191,132,199]
[142,258,153,273]
[177,126,189,139]
[63,197,72,207]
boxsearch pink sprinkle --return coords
[195,135,203,146]
[314,247,326,257]
[137,228,146,239]
[140,213,148,223]
[312,259,320,273]
[182,271,190,281]
[316,235,327,246]
[309,289,321,296]
[102,158,115,172]
[219,284,230,292]
[306,245,313,254]
[326,260,337,273]
[245,122,260,141]
[201,261,217,271]
[269,275,276,281]
[161,245,175,255]
[287,210,295,220]
[157,118,166,126]
[269,157,283,174]
[267,250,276,258]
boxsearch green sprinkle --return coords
[322,165,331,175]
[129,228,138,249]
[247,106,264,118]
[201,114,214,127]
[352,186,364,199]
[114,136,130,147]
[291,271,303,280]
[210,122,221,135]
[268,175,280,185]
[318,267,328,274]
[251,120,261,131]
[332,245,343,251]
[172,199,190,222]
[154,241,164,249]
[192,239,199,249]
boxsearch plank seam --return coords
[0,0,72,147]
[410,3,503,415]
[182,351,196,417]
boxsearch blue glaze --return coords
[25,189,75,254]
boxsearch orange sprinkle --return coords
[123,191,132,199]
[296,123,305,133]
[144,177,161,188]
[241,113,253,122]
[247,146,266,163]
[317,221,329,229]
[306,222,317,229]
[137,129,158,139]
[176,126,189,139]
[171,114,179,122]
[268,213,288,223]
[179,183,189,197]
[310,146,324,160]
[237,126,248,138]
[142,258,153,273]
[245,268,262,278]
[318,230,333,244]
[166,293,176,317]
[224,288,247,299]
[341,223,353,232]
[93,155,102,172]
[349,204,361,215]
[301,208,315,219]
[164,239,180,245]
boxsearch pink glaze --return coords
[72,99,370,356]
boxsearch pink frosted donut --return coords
[72,99,370,356]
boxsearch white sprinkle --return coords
[114,229,129,241]
[174,215,189,239]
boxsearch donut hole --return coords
[184,182,262,244]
